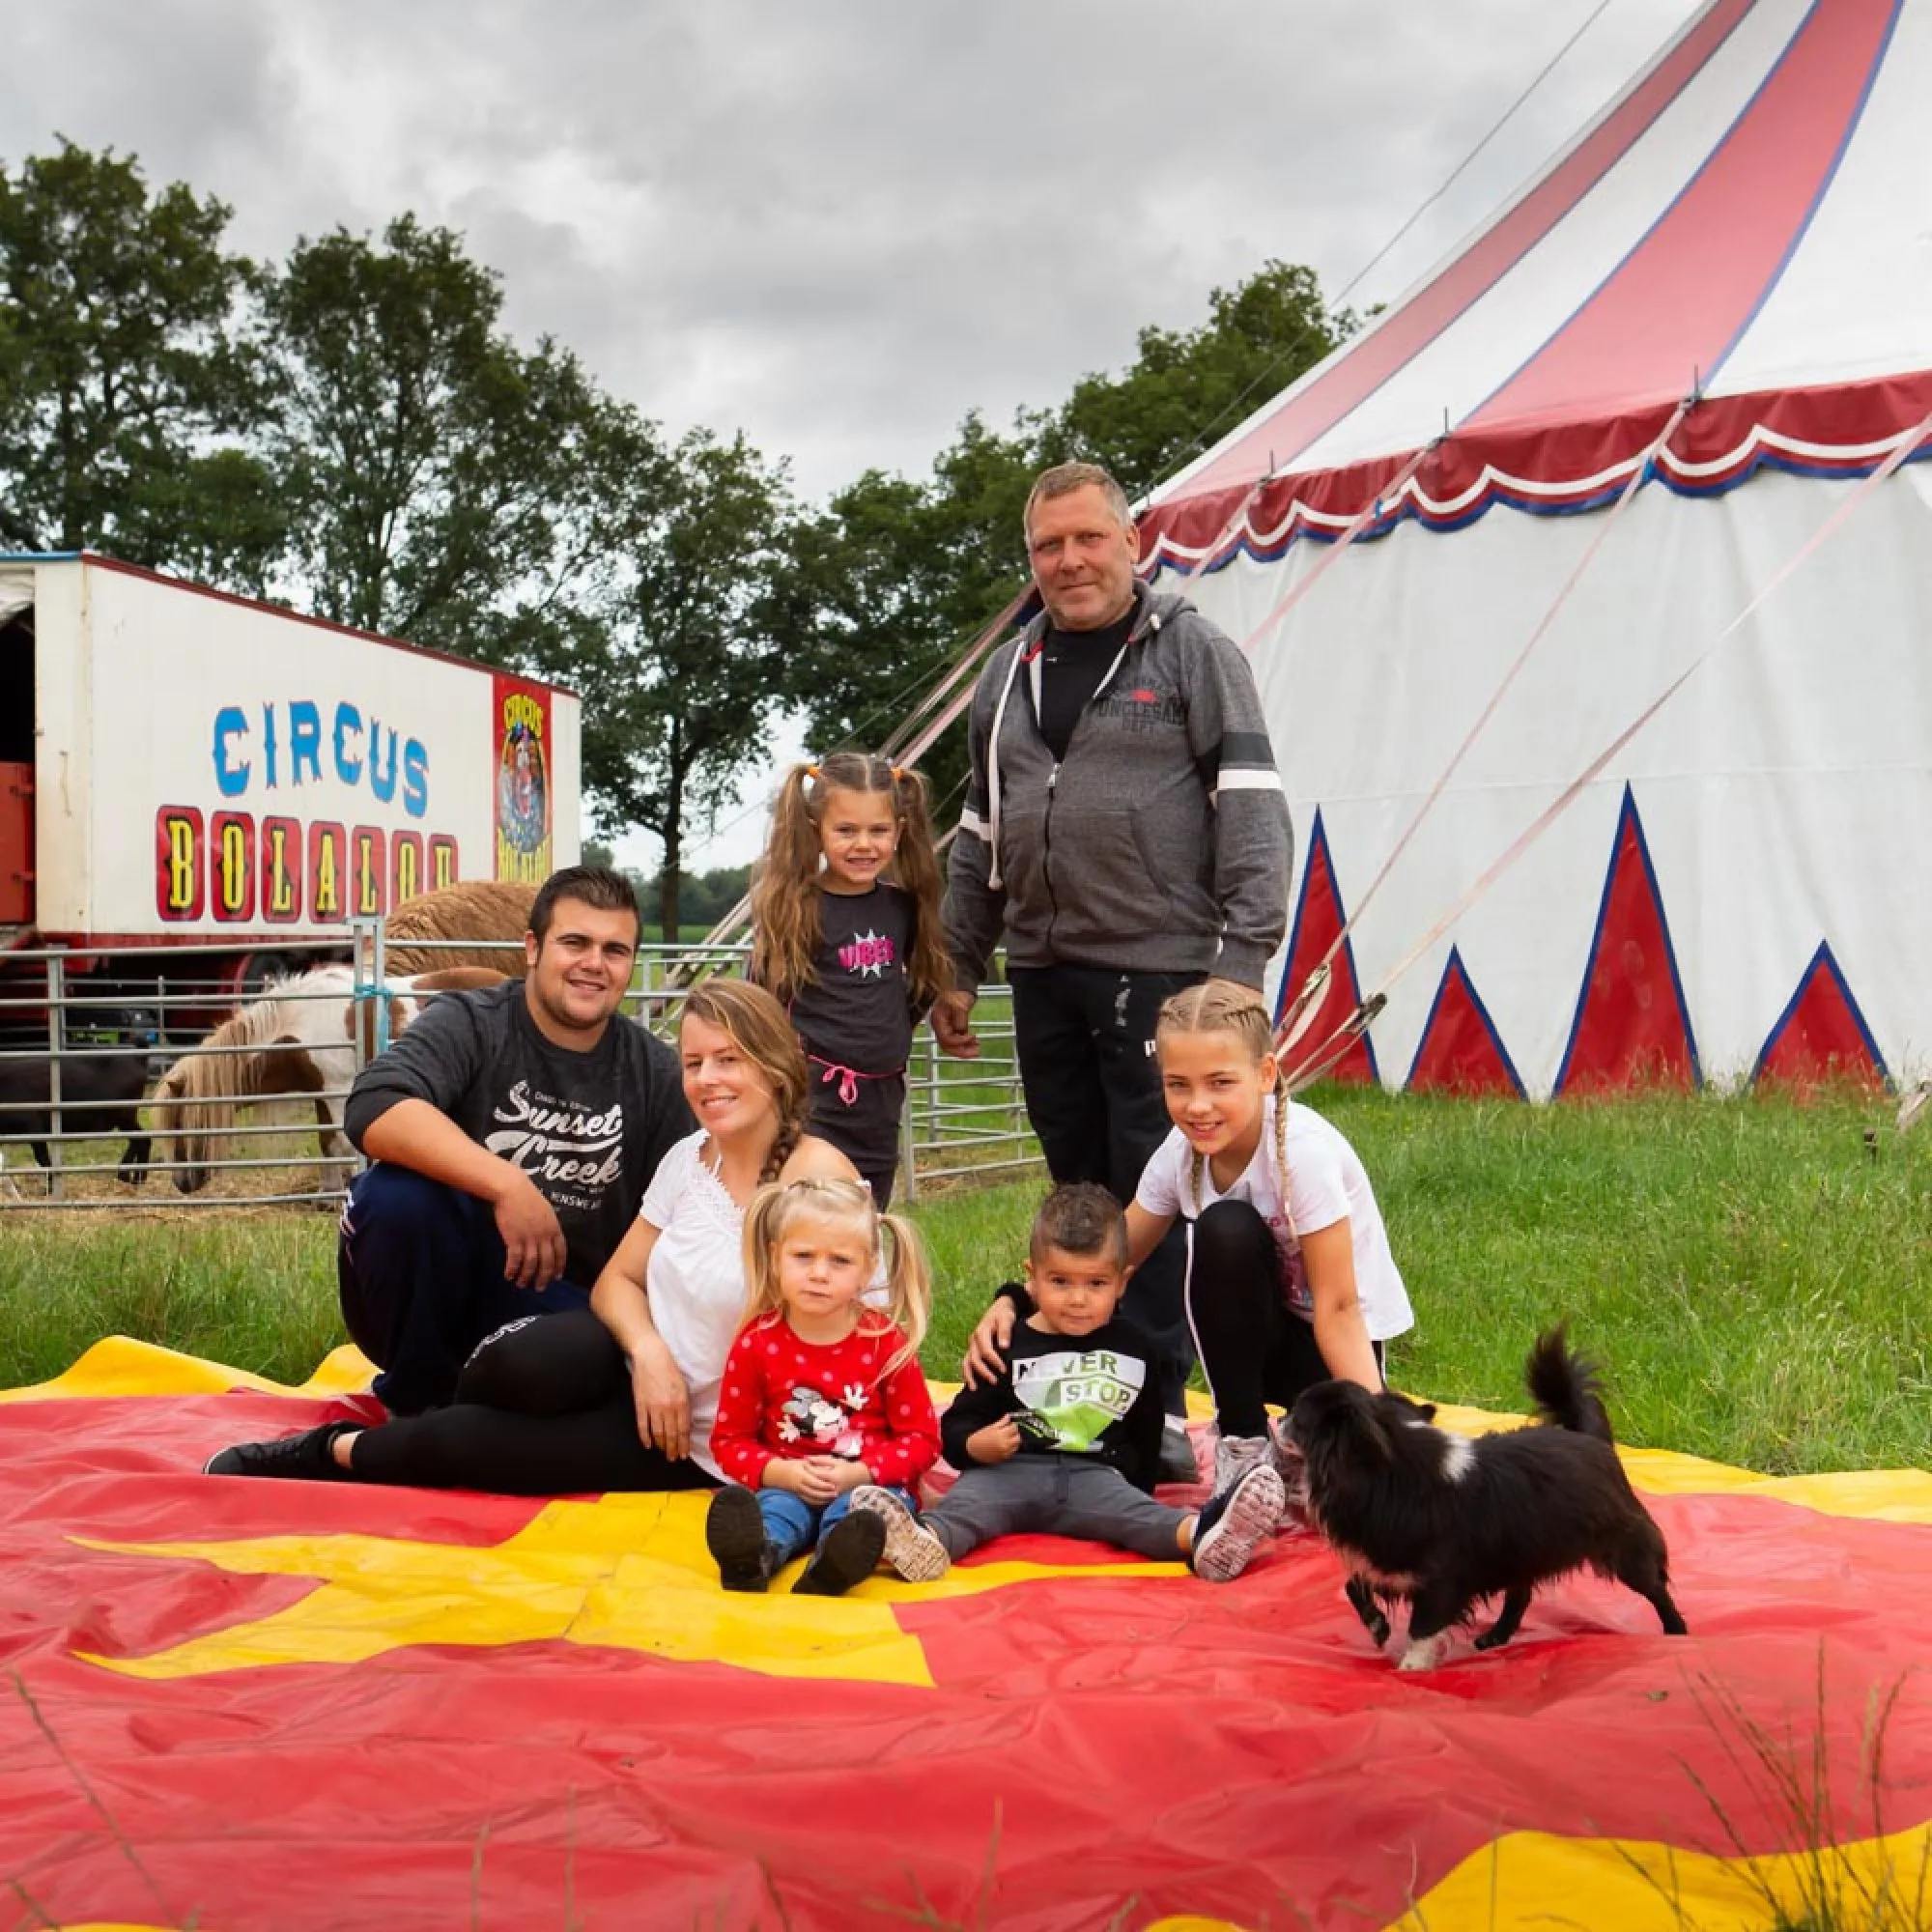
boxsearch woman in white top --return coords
[206,980,859,1492]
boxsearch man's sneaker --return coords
[204,1422,353,1481]
[793,1509,887,1597]
[1157,1416,1201,1486]
[705,1486,778,1593]
[1210,1430,1272,1497]
[1190,1463,1286,1582]
[848,1485,951,1581]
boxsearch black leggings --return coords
[346,1310,715,1495]
[1185,1199,1382,1437]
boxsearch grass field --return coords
[5,1084,1928,1477]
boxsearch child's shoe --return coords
[706,1486,778,1593]
[793,1508,887,1596]
[849,1485,951,1581]
[1189,1463,1286,1582]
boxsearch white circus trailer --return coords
[1139,0,1932,1098]
[0,553,580,998]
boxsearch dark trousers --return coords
[337,1164,590,1415]
[348,1309,715,1495]
[1187,1199,1382,1435]
[804,1066,904,1208]
[1008,964,1204,1412]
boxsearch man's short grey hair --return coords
[1023,461,1134,543]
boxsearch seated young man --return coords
[850,1183,1283,1581]
[335,865,692,1415]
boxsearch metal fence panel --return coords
[0,933,1040,1209]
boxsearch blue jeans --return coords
[337,1164,591,1414]
[756,1484,918,1565]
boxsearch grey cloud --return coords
[1,0,1702,497]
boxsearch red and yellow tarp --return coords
[6,1340,1932,1929]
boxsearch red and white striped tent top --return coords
[1141,0,1932,1098]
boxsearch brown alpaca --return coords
[383,880,537,976]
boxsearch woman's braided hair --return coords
[1154,979,1295,1238]
[680,978,811,1182]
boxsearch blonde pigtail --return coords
[737,1181,793,1332]
[750,764,829,1002]
[1272,1080,1298,1245]
[885,766,953,1012]
[872,1209,933,1376]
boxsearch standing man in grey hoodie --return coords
[936,462,1293,1480]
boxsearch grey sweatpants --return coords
[929,1458,1191,1562]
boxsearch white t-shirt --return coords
[639,1130,751,1480]
[1136,1094,1413,1343]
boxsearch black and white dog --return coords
[1289,1327,1688,1670]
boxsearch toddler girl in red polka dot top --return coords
[705,1176,940,1596]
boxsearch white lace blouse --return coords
[637,1131,751,1480]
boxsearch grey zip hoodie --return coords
[943,582,1293,988]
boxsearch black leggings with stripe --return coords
[1186,1199,1381,1437]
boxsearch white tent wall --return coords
[1178,459,1932,1094]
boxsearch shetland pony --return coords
[152,966,505,1191]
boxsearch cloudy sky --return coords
[4,0,1703,866]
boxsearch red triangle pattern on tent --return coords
[1557,786,1699,1094]
[1406,947,1525,1097]
[1275,810,1377,1085]
[1754,942,1887,1094]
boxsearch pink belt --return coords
[808,1054,906,1106]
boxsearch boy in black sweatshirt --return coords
[851,1184,1283,1581]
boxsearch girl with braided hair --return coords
[964,979,1412,1516]
[750,753,949,1207]
[207,980,862,1495]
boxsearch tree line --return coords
[0,140,1351,931]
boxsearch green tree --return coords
[1053,259,1351,503]
[0,140,275,578]
[788,260,1351,818]
[260,214,617,657]
[565,428,803,937]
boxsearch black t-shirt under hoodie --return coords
[1035,609,1138,762]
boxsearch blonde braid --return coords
[1272,1084,1298,1246]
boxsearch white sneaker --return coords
[849,1485,951,1581]
[1210,1431,1271,1497]
[1190,1464,1287,1582]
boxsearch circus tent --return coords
[1139,0,1932,1097]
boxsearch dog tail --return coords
[1524,1324,1614,1442]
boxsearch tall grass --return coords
[5,1085,1928,1474]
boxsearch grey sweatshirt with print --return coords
[942,582,1293,988]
